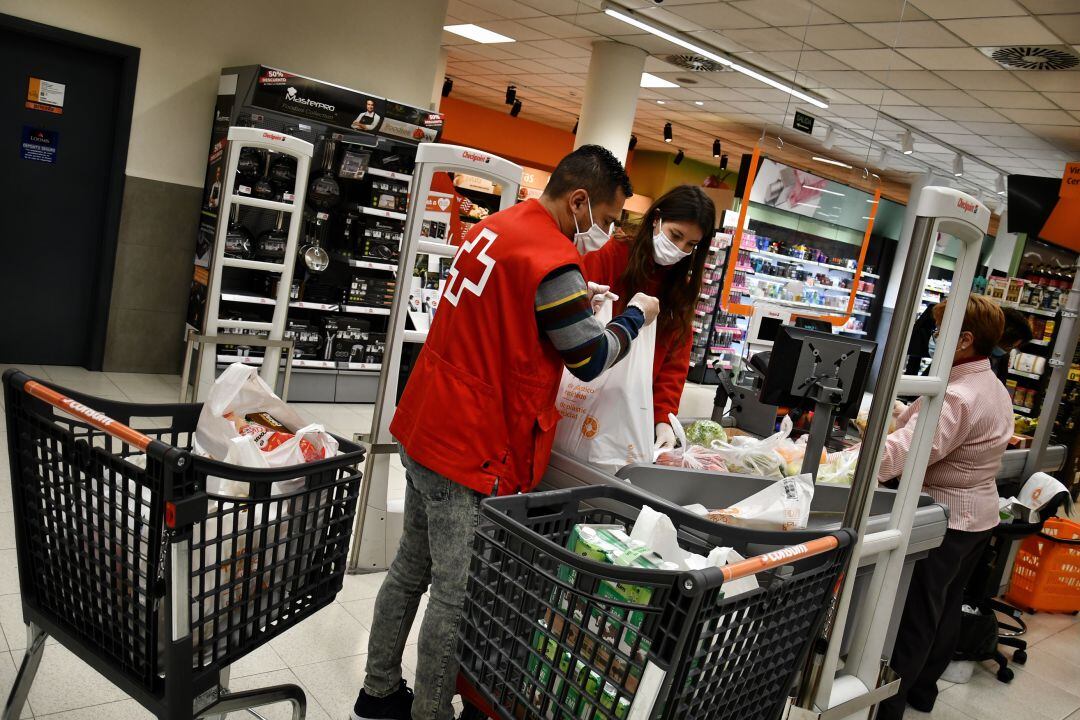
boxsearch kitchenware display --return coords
[269,152,297,195]
[302,213,331,273]
[255,211,288,262]
[308,137,342,209]
[236,148,262,181]
[341,205,363,256]
[224,206,254,259]
[338,149,371,180]
[253,152,276,200]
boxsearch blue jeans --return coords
[363,449,482,720]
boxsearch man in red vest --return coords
[350,145,659,720]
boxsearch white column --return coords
[431,48,449,110]
[575,41,647,164]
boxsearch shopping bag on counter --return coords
[194,363,338,497]
[553,301,656,474]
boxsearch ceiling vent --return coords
[980,45,1080,71]
[664,54,727,73]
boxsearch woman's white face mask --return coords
[573,196,611,254]
[652,216,691,266]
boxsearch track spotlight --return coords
[996,173,1007,195]
[822,125,835,150]
[509,99,522,117]
[901,130,914,155]
[628,135,638,151]
[953,154,964,177]
[663,122,672,143]
[720,154,728,170]
[505,85,516,105]
[442,77,453,98]
[713,139,721,157]
[674,149,685,165]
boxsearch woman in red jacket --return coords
[582,184,716,450]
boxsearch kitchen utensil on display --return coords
[303,214,331,273]
[253,152,275,200]
[224,205,254,259]
[341,204,363,256]
[255,211,288,262]
[236,147,262,181]
[269,152,297,195]
[308,136,342,209]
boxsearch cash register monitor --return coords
[760,325,877,421]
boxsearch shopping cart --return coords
[1,370,366,720]
[457,484,853,720]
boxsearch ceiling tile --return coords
[825,49,922,70]
[1025,124,1080,150]
[908,0,1028,19]
[939,16,1065,45]
[502,58,560,74]
[1016,71,1080,92]
[862,70,954,89]
[768,51,853,71]
[1043,92,1080,110]
[666,2,768,30]
[881,105,948,121]
[541,57,591,73]
[902,89,985,106]
[1035,14,1080,43]
[968,90,1056,108]
[937,106,1012,122]
[994,134,1057,149]
[934,70,1034,91]
[966,122,1036,136]
[1016,0,1080,12]
[729,0,840,26]
[806,0,927,23]
[824,103,883,119]
[697,86,755,101]
[898,47,1002,70]
[997,107,1078,124]
[779,24,884,50]
[556,11,639,36]
[517,15,597,37]
[721,27,809,51]
[446,0,501,22]
[855,20,968,47]
[462,0,548,17]
[839,88,917,105]
[906,119,972,132]
[473,19,551,41]
[801,70,885,88]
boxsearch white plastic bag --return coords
[653,415,728,471]
[553,301,656,474]
[708,473,815,530]
[710,416,793,479]
[195,363,337,497]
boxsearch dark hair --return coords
[1001,307,1033,347]
[543,144,633,203]
[621,185,716,343]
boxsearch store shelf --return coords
[342,304,392,316]
[1013,405,1033,416]
[216,355,380,372]
[418,239,457,258]
[222,257,289,273]
[705,263,718,270]
[1018,304,1058,317]
[217,354,264,366]
[837,329,867,336]
[294,359,337,369]
[340,362,383,371]
[362,206,407,221]
[756,297,850,313]
[1009,369,1043,381]
[748,249,855,274]
[337,255,398,272]
[748,275,788,286]
[853,309,872,317]
[221,293,277,306]
[290,301,339,311]
[856,291,875,298]
[1029,339,1052,347]
[367,167,412,183]
[861,271,879,279]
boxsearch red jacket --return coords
[390,200,582,495]
[582,238,693,425]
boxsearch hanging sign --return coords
[1037,162,1080,252]
[20,127,58,163]
[793,110,815,134]
[26,77,65,114]
[251,66,385,130]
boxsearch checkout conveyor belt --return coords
[539,444,1067,658]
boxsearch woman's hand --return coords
[654,422,677,451]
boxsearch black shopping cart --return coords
[457,485,853,720]
[1,370,366,720]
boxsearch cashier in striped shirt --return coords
[876,295,1014,720]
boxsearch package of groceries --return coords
[710,416,793,479]
[775,438,827,477]
[817,448,859,486]
[654,414,728,471]
[684,419,727,446]
[194,363,337,497]
[708,473,814,530]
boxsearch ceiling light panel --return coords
[444,24,516,43]
[640,72,679,88]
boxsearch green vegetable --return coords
[685,420,727,447]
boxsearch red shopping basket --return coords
[1005,517,1080,613]
[457,484,853,720]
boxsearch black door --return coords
[0,16,137,367]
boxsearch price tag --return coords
[1049,358,1066,368]
[1068,365,1080,382]
[282,192,295,202]
[299,123,311,131]
[316,212,329,220]
[237,185,251,195]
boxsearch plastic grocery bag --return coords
[710,416,793,479]
[553,301,657,474]
[654,414,728,471]
[708,473,814,531]
[195,363,337,497]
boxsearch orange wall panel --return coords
[438,96,575,171]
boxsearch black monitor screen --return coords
[1007,174,1060,237]
[758,316,782,342]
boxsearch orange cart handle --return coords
[721,535,840,582]
[24,380,153,452]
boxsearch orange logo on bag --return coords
[581,416,598,438]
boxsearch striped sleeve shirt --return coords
[877,358,1014,532]
[535,265,645,382]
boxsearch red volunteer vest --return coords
[390,199,582,495]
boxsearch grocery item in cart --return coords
[653,415,728,471]
[710,415,792,478]
[708,473,814,530]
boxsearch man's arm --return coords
[536,266,645,382]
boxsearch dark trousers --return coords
[877,528,993,720]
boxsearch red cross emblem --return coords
[444,228,497,306]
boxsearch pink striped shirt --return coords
[877,358,1013,532]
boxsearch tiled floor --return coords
[0,365,1078,719]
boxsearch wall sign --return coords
[20,127,58,164]
[26,77,65,115]
[252,66,384,130]
[793,110,814,134]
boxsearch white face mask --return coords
[573,196,611,254]
[652,217,691,266]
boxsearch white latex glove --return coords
[654,422,677,451]
[628,292,660,326]
[586,282,619,314]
